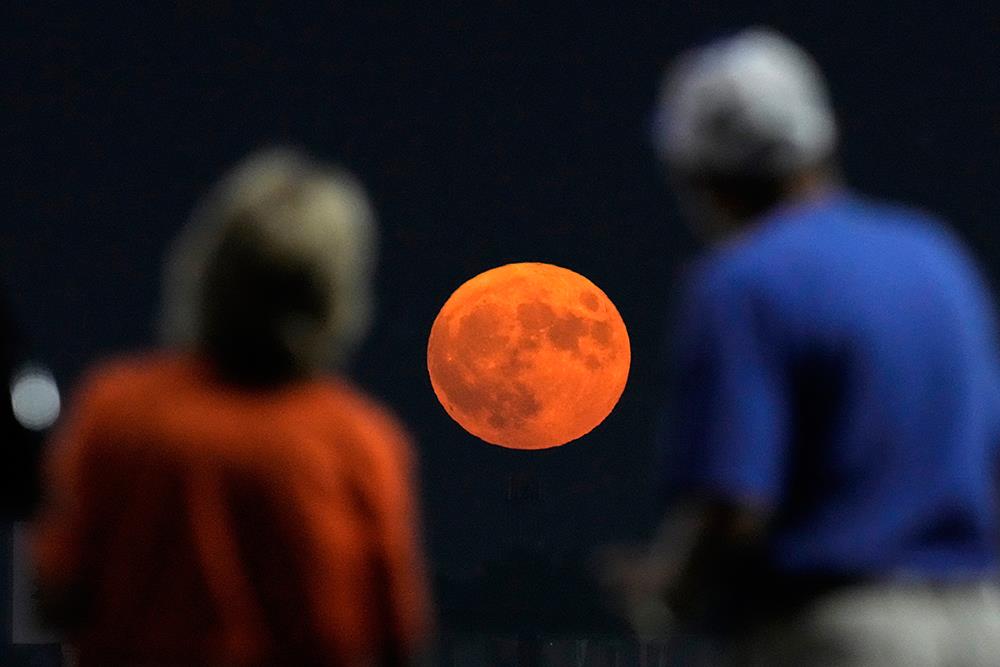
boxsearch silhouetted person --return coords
[606,29,1000,666]
[1,294,61,666]
[1,295,59,519]
[31,149,433,666]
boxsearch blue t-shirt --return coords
[665,190,1000,578]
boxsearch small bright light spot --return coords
[10,366,60,431]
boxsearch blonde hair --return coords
[160,148,377,380]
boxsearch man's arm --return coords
[604,263,788,637]
[600,499,769,638]
[659,500,769,621]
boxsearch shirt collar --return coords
[755,185,853,229]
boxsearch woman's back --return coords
[33,352,431,666]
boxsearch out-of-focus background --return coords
[2,1,996,660]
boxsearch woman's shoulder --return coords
[71,350,196,408]
[309,377,415,464]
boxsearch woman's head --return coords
[161,148,377,383]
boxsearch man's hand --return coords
[595,500,766,639]
[595,542,676,640]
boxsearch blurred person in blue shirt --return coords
[605,28,1000,666]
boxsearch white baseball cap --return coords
[654,28,838,177]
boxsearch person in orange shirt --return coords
[31,148,433,666]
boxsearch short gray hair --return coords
[654,28,838,177]
[160,148,377,376]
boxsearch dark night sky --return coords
[1,2,996,586]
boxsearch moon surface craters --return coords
[432,305,543,432]
[427,262,630,449]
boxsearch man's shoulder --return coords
[703,194,961,283]
[837,195,984,285]
[687,237,781,304]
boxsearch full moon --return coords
[427,263,630,450]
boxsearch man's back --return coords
[33,353,431,666]
[670,190,1000,578]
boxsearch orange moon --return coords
[427,263,630,450]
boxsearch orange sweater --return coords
[32,353,432,666]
